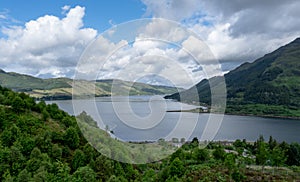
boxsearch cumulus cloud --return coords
[141,0,300,69]
[61,5,71,14]
[142,0,202,21]
[76,22,219,88]
[2,1,299,88]
[0,6,97,77]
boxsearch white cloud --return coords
[2,1,299,88]
[141,0,300,70]
[141,0,202,21]
[61,5,71,14]
[0,14,6,19]
[0,6,97,77]
[73,17,225,88]
[80,34,214,88]
[138,19,187,42]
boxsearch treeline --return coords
[0,86,300,181]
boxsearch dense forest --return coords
[0,86,300,181]
[165,38,300,118]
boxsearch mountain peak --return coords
[292,37,300,43]
[0,69,6,74]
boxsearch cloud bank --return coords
[1,1,300,87]
[0,6,97,77]
[142,0,300,70]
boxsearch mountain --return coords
[0,70,180,100]
[0,69,71,91]
[165,38,300,117]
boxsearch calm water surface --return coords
[47,96,300,143]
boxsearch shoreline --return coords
[165,99,300,120]
[167,109,300,120]
[224,112,300,120]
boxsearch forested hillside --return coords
[0,86,300,181]
[165,38,300,118]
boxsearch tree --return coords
[94,155,113,181]
[170,148,185,161]
[268,136,277,150]
[31,167,48,182]
[64,127,79,150]
[1,130,13,147]
[213,147,225,161]
[51,144,62,160]
[271,146,286,167]
[61,117,76,128]
[193,148,209,162]
[11,96,25,113]
[224,152,246,181]
[256,140,269,172]
[224,153,238,180]
[191,137,199,148]
[16,169,31,182]
[169,157,184,177]
[71,149,86,172]
[142,169,157,182]
[83,144,96,164]
[26,158,41,173]
[180,138,186,143]
[9,144,25,176]
[19,137,35,156]
[287,143,300,166]
[41,109,50,121]
[73,166,96,182]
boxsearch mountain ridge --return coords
[165,37,300,117]
[0,69,180,100]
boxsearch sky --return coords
[1,0,300,88]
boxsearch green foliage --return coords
[41,108,50,121]
[166,38,300,117]
[94,155,113,181]
[11,96,25,113]
[271,146,286,167]
[193,148,209,162]
[72,166,97,182]
[64,127,80,149]
[213,147,226,161]
[287,143,300,166]
[0,86,299,181]
[169,157,185,177]
[71,149,86,172]
[16,169,31,182]
[255,137,269,166]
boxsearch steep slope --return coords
[1,86,299,181]
[165,38,300,117]
[226,37,300,107]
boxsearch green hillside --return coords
[0,86,300,181]
[165,38,300,118]
[0,70,71,91]
[0,70,180,100]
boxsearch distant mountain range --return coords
[0,70,180,100]
[165,38,300,118]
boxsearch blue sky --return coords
[0,0,146,34]
[0,0,300,87]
